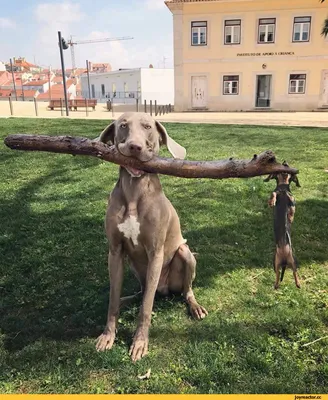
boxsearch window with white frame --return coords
[224,20,241,44]
[289,74,306,94]
[293,17,311,42]
[101,84,105,96]
[258,18,276,43]
[191,21,207,46]
[223,75,239,95]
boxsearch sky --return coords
[0,0,173,70]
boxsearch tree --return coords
[320,0,328,37]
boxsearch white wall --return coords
[81,69,141,103]
[140,69,174,105]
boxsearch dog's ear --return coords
[155,120,186,159]
[93,121,116,145]
[290,174,301,187]
[263,174,276,182]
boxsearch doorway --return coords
[255,75,272,108]
[191,76,207,108]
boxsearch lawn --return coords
[0,117,327,394]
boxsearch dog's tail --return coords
[275,254,300,282]
[280,263,287,282]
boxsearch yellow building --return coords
[165,0,328,111]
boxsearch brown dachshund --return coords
[264,162,301,289]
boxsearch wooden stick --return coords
[4,134,298,180]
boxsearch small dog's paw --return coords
[96,330,116,352]
[268,199,276,207]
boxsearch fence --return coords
[1,96,174,118]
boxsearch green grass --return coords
[0,117,327,394]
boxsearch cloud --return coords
[144,0,166,10]
[73,30,173,71]
[0,17,16,29]
[34,2,85,66]
[35,2,84,23]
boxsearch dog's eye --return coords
[120,123,127,129]
[144,124,151,130]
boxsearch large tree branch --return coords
[4,134,298,179]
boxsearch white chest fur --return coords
[118,215,140,246]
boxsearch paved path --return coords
[1,101,328,127]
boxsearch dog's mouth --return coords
[124,166,146,178]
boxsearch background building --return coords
[166,0,328,111]
[80,67,174,105]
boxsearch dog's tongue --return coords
[125,166,145,177]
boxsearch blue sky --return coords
[0,0,173,70]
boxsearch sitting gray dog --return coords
[95,112,207,362]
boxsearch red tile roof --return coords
[0,89,12,97]
[24,80,48,86]
[66,79,76,87]
[17,90,38,97]
[52,76,63,83]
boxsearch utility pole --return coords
[48,66,52,101]
[10,58,17,101]
[21,77,25,101]
[58,31,69,116]
[86,60,91,99]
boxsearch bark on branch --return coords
[4,134,298,179]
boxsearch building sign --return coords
[237,51,295,57]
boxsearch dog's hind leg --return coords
[274,251,281,290]
[169,244,208,320]
[288,252,301,289]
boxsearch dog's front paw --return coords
[129,331,149,362]
[190,303,208,320]
[96,329,116,352]
[268,199,276,207]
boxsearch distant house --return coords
[23,80,52,93]
[37,80,76,101]
[17,89,39,101]
[80,68,174,105]
[6,57,41,73]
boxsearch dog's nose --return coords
[128,143,142,153]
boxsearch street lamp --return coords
[58,31,69,116]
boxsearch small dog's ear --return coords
[290,174,301,187]
[264,174,276,182]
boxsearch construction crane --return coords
[67,36,134,70]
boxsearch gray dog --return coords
[95,112,207,362]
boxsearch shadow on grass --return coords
[0,158,327,354]
[188,197,328,289]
